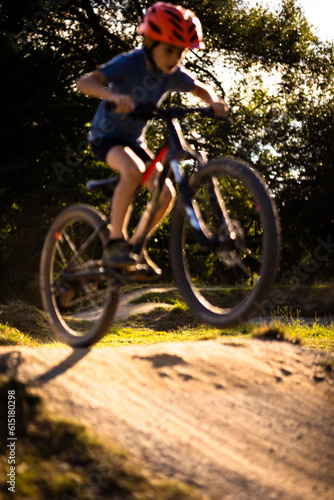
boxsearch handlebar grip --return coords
[200,107,215,118]
[104,101,230,123]
[104,101,156,120]
[201,107,231,122]
[105,101,116,112]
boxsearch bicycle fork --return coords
[170,158,237,250]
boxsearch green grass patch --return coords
[252,322,302,345]
[0,376,208,500]
[0,301,56,345]
[279,318,334,351]
[1,286,334,351]
[99,305,334,350]
[130,289,182,305]
[267,283,334,317]
[98,324,219,347]
[201,287,249,308]
[129,284,334,317]
[0,324,39,347]
[96,306,256,348]
[132,287,255,309]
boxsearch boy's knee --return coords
[120,162,143,186]
[129,163,143,181]
[106,146,145,185]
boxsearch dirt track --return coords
[1,338,334,500]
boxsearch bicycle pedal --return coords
[124,263,161,282]
[124,263,148,275]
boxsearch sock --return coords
[106,237,125,247]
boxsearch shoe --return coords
[102,239,137,268]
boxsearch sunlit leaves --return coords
[1,0,334,303]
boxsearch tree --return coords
[1,0,333,304]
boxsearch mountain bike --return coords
[40,104,280,347]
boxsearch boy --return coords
[77,2,228,277]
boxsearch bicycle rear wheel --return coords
[170,157,280,328]
[40,204,119,347]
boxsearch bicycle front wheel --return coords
[170,157,280,328]
[40,204,119,347]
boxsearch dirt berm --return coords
[1,339,333,500]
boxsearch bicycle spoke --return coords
[171,158,279,327]
[40,207,120,345]
[55,239,68,266]
[62,229,79,259]
[67,224,106,266]
[63,287,107,309]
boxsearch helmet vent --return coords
[164,7,183,22]
[148,19,162,35]
[172,29,184,42]
[168,17,183,32]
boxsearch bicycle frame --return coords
[131,105,234,256]
[41,103,280,345]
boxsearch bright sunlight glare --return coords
[246,0,334,41]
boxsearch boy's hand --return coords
[111,94,136,114]
[192,82,229,118]
[210,101,229,118]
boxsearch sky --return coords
[247,0,334,41]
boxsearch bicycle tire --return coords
[40,204,119,347]
[170,157,280,328]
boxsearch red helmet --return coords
[138,2,205,49]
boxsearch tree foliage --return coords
[0,0,333,304]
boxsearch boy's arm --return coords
[191,81,228,117]
[76,70,135,113]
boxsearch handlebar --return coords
[105,101,230,122]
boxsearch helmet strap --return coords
[143,41,162,74]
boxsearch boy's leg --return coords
[129,170,176,245]
[103,146,175,272]
[102,145,147,267]
[105,145,147,240]
[131,174,176,277]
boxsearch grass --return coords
[0,375,208,500]
[0,285,334,351]
[0,301,57,346]
[98,324,220,347]
[265,283,334,317]
[269,315,334,351]
[101,317,334,351]
[129,289,182,306]
[100,286,334,351]
[0,324,39,347]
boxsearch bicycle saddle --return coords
[86,177,119,196]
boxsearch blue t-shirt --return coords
[89,48,196,146]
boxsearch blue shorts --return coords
[90,136,152,164]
